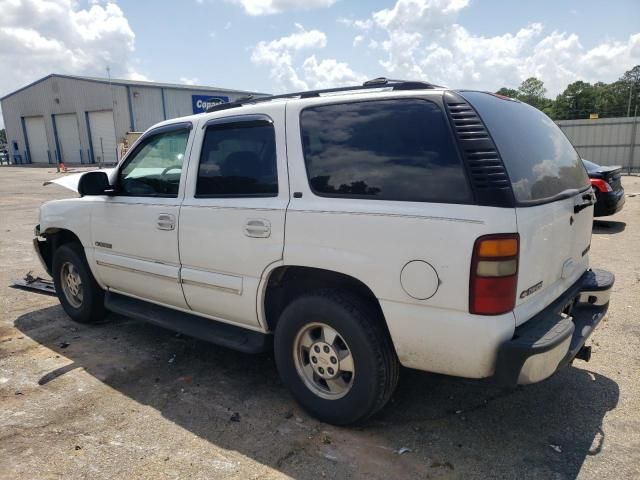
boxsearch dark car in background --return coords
[582,159,625,217]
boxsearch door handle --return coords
[157,213,176,231]
[244,218,271,238]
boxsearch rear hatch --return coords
[461,92,593,325]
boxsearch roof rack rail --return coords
[205,77,442,113]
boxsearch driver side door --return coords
[90,122,194,308]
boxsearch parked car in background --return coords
[582,159,625,217]
[0,149,9,165]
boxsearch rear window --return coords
[460,92,589,203]
[300,99,471,203]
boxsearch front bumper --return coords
[33,224,52,275]
[494,268,614,386]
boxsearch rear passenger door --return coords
[179,109,288,329]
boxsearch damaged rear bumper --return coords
[494,268,614,386]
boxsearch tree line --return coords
[496,65,640,120]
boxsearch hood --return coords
[43,168,114,193]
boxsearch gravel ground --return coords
[1,167,639,480]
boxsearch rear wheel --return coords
[274,289,399,425]
[52,243,105,323]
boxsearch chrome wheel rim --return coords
[60,261,83,308]
[293,322,355,400]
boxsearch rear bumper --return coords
[494,268,614,386]
[594,189,625,217]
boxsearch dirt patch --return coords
[1,167,639,479]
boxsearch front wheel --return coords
[52,243,106,323]
[274,290,399,425]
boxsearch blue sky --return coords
[1,0,639,128]
[124,0,640,93]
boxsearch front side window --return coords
[118,128,190,197]
[196,121,278,197]
[300,99,471,203]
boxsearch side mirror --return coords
[78,171,111,196]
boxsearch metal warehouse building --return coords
[0,74,267,165]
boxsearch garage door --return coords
[88,110,117,165]
[24,116,49,164]
[55,113,82,164]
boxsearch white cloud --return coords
[234,0,336,16]
[251,25,366,91]
[0,0,145,127]
[345,0,640,95]
[251,25,329,90]
[302,56,366,89]
[251,25,365,91]
[353,35,364,47]
[179,77,200,85]
[337,17,373,31]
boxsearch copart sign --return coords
[192,95,230,113]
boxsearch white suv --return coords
[34,79,614,425]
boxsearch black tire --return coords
[274,289,399,425]
[52,242,106,323]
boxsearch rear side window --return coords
[300,99,471,203]
[196,121,278,197]
[460,92,589,203]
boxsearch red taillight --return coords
[470,234,519,315]
[590,178,612,192]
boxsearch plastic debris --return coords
[397,447,412,455]
[11,272,56,295]
[549,444,562,453]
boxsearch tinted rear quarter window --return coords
[460,92,589,203]
[300,98,471,203]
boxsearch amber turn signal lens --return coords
[478,238,518,257]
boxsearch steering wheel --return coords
[161,165,182,177]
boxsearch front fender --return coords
[39,198,93,247]
[37,198,107,289]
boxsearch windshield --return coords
[460,91,589,203]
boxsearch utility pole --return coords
[627,84,634,118]
[106,66,119,165]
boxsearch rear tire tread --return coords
[275,288,399,424]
